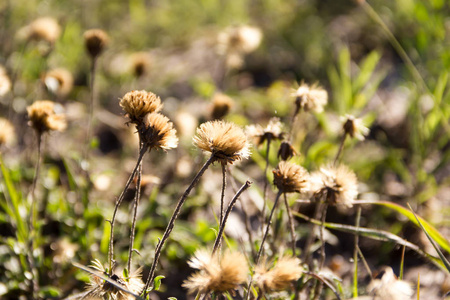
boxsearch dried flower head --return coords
[341,114,370,141]
[368,267,413,300]
[246,117,284,146]
[193,120,250,164]
[84,29,109,58]
[211,93,234,120]
[139,113,178,150]
[0,118,16,147]
[310,164,358,208]
[83,260,145,300]
[254,256,303,293]
[277,141,297,161]
[183,250,248,295]
[27,100,67,133]
[0,68,11,97]
[273,161,310,193]
[130,52,151,78]
[43,68,73,97]
[17,17,61,44]
[292,82,328,113]
[119,90,163,124]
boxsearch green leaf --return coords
[153,275,165,291]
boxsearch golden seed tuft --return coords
[193,120,250,164]
[273,161,310,193]
[119,90,163,124]
[211,93,234,120]
[310,164,358,208]
[27,100,67,133]
[341,114,370,141]
[0,118,16,147]
[0,67,11,97]
[84,29,109,58]
[17,17,61,44]
[43,68,73,97]
[254,256,303,293]
[139,113,178,150]
[292,82,328,113]
[246,117,284,146]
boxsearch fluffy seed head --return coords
[273,161,310,193]
[183,250,248,295]
[0,118,16,147]
[254,256,303,292]
[246,117,284,146]
[139,113,178,150]
[341,114,369,141]
[193,120,250,164]
[27,100,67,133]
[130,52,151,78]
[368,266,413,300]
[17,17,61,43]
[292,82,328,113]
[84,29,109,58]
[211,93,234,120]
[0,68,11,97]
[119,90,163,124]
[277,141,297,161]
[43,68,73,97]
[310,164,358,208]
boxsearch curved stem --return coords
[334,133,346,166]
[143,154,215,296]
[283,193,296,256]
[261,137,272,235]
[219,163,227,226]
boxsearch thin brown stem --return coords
[108,145,147,273]
[313,202,328,300]
[212,181,252,255]
[245,190,282,300]
[283,193,296,256]
[84,57,97,167]
[261,137,272,235]
[29,132,42,231]
[334,133,347,166]
[143,154,216,296]
[219,163,227,227]
[303,200,321,264]
[353,206,361,298]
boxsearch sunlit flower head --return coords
[273,161,310,194]
[254,256,303,293]
[310,164,358,208]
[119,90,163,124]
[183,249,248,295]
[0,69,11,97]
[43,68,73,97]
[84,29,109,58]
[139,113,178,150]
[246,117,284,146]
[27,100,67,133]
[17,17,61,44]
[0,118,16,147]
[193,120,250,164]
[341,114,369,141]
[211,93,234,120]
[292,82,328,113]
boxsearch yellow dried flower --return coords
[341,114,370,141]
[246,117,284,146]
[84,29,109,58]
[17,17,61,43]
[193,120,250,164]
[130,52,151,78]
[368,267,413,300]
[183,250,248,295]
[0,118,16,147]
[292,82,328,113]
[273,161,309,193]
[310,164,358,208]
[139,113,178,150]
[27,100,67,133]
[119,90,163,124]
[254,256,303,293]
[211,93,234,120]
[43,68,73,97]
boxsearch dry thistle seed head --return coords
[246,117,284,146]
[273,161,310,194]
[0,69,11,97]
[277,141,297,161]
[84,29,109,58]
[193,120,250,164]
[341,114,370,141]
[183,250,248,295]
[43,68,73,97]
[310,164,358,208]
[27,100,67,133]
[129,52,151,78]
[217,25,262,55]
[17,17,61,44]
[254,256,303,293]
[138,112,178,150]
[211,93,234,120]
[0,118,16,147]
[292,82,328,113]
[368,266,413,300]
[119,90,163,124]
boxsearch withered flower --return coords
[138,113,178,150]
[292,82,328,113]
[310,164,358,208]
[0,118,16,147]
[273,161,309,193]
[193,120,250,164]
[17,17,61,44]
[183,250,248,295]
[341,114,369,141]
[130,52,151,78]
[368,267,413,300]
[27,100,67,134]
[277,141,297,161]
[84,29,109,59]
[43,68,73,97]
[246,117,284,146]
[211,93,234,120]
[254,256,303,293]
[119,90,163,124]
